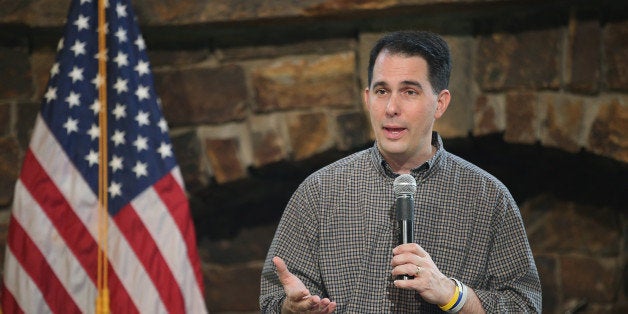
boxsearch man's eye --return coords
[375,89,387,95]
[405,90,418,96]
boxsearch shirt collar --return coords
[370,131,445,180]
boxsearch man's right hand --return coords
[273,256,337,313]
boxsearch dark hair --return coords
[367,30,451,93]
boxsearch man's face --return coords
[364,50,449,168]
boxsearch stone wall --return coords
[0,0,626,312]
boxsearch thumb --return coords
[273,256,291,283]
[273,256,310,299]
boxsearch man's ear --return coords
[434,89,450,119]
[362,87,370,111]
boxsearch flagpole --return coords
[96,0,110,312]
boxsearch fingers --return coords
[287,293,337,313]
[391,262,425,278]
[393,275,416,289]
[315,299,337,313]
[307,296,337,313]
[391,243,431,275]
[393,243,427,257]
[274,256,337,313]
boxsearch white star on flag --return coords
[70,40,86,56]
[74,14,90,31]
[68,66,84,82]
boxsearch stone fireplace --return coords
[0,0,626,313]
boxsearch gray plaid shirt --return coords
[260,133,542,313]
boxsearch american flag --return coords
[1,0,206,312]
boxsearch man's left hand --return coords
[391,243,456,306]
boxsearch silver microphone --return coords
[393,174,417,280]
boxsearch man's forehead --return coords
[371,54,429,85]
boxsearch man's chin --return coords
[377,142,407,156]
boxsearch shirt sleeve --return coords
[259,175,324,313]
[473,190,542,313]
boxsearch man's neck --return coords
[383,145,436,174]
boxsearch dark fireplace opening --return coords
[190,133,627,241]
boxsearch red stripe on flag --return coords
[107,261,141,314]
[19,149,139,313]
[153,172,205,293]
[114,203,185,313]
[20,150,96,282]
[1,277,25,314]
[5,215,81,313]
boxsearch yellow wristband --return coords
[439,285,460,311]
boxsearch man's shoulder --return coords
[441,150,508,191]
[321,147,372,171]
[308,147,374,180]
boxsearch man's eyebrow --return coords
[371,81,388,89]
[370,80,426,92]
[400,80,424,90]
[371,80,424,88]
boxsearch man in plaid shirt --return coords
[260,30,542,313]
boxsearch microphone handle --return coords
[395,195,414,280]
[399,219,414,244]
[398,218,414,280]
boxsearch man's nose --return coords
[385,93,400,117]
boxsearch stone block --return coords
[135,0,430,26]
[148,49,210,68]
[249,114,288,168]
[170,130,206,191]
[0,137,21,207]
[139,0,206,24]
[205,263,262,312]
[0,46,32,100]
[523,195,621,256]
[539,94,584,153]
[588,99,628,163]
[30,48,56,101]
[477,29,561,91]
[205,137,246,184]
[358,32,382,88]
[504,91,537,144]
[604,20,628,91]
[473,94,505,136]
[567,18,601,94]
[251,130,286,167]
[4,0,550,27]
[437,35,476,138]
[0,0,67,26]
[336,111,369,151]
[251,52,357,112]
[287,112,330,160]
[561,256,620,302]
[219,38,355,62]
[154,65,248,126]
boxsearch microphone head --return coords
[393,174,417,197]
